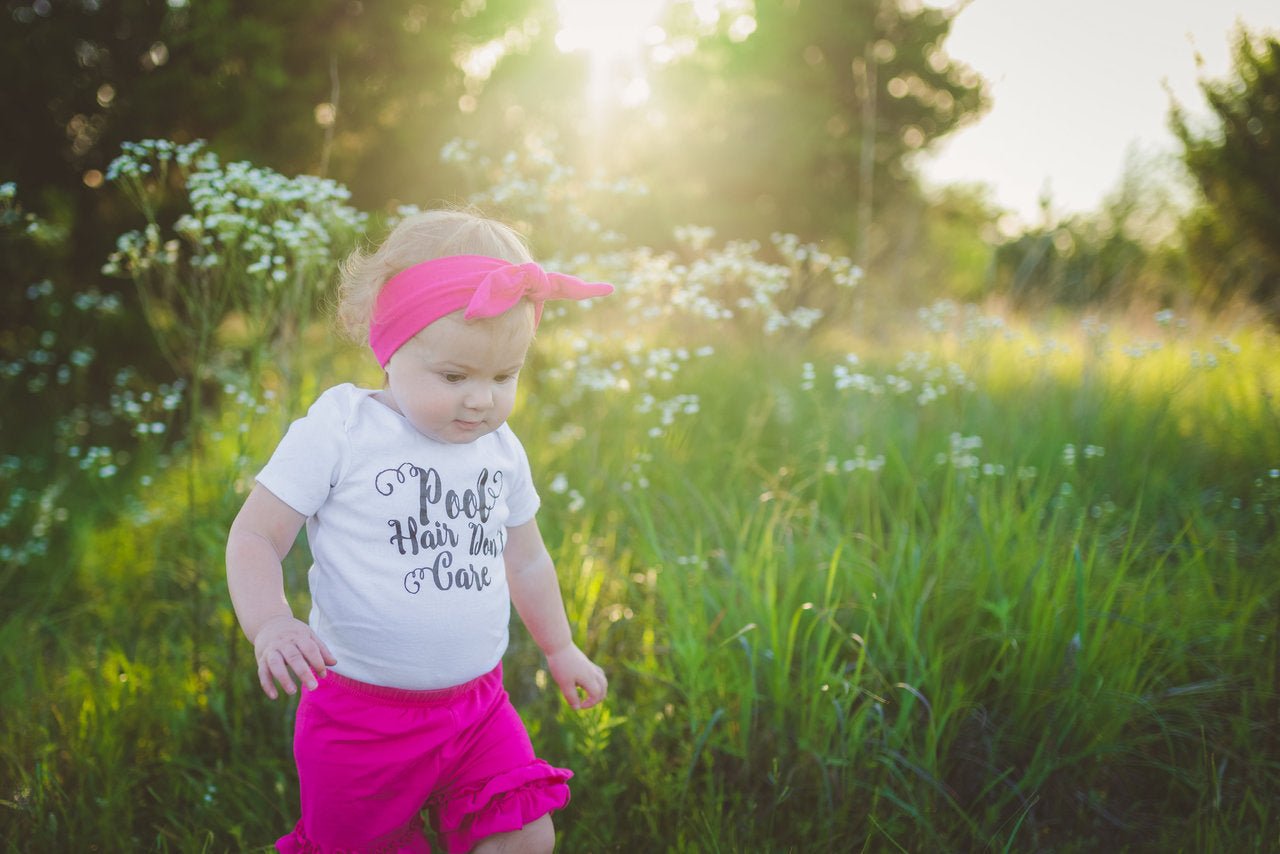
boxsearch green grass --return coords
[3,304,1279,852]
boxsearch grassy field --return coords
[2,286,1278,852]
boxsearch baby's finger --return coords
[268,649,305,696]
[558,679,581,710]
[301,638,335,681]
[580,673,608,709]
[279,645,318,692]
[316,635,338,667]
[258,653,291,700]
[286,645,321,691]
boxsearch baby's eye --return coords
[495,373,517,384]
[442,372,466,383]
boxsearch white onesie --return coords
[256,383,540,690]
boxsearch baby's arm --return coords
[505,518,608,710]
[226,484,336,699]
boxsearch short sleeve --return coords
[255,385,353,517]
[499,426,540,527]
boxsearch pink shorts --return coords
[276,664,571,854]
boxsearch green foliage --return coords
[11,296,1278,851]
[0,0,470,199]
[1172,28,1280,315]
[624,0,986,242]
[986,151,1192,311]
[994,217,1151,309]
[1,156,367,854]
[909,184,1002,303]
[6,145,1280,853]
[0,184,177,610]
[1,0,991,308]
[18,0,1280,321]
[101,139,366,393]
[522,299,1280,853]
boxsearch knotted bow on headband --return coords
[369,255,614,367]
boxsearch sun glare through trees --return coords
[554,0,756,107]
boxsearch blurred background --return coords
[4,0,1278,321]
[3,3,1280,850]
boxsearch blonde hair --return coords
[336,208,533,343]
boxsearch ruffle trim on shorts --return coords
[276,813,430,854]
[431,760,573,854]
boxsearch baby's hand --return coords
[545,643,608,710]
[252,615,337,700]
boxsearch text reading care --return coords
[375,463,507,595]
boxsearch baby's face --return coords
[380,311,534,444]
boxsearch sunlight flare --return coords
[555,0,668,107]
[554,0,667,59]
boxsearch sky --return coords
[917,0,1280,225]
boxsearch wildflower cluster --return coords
[104,139,206,180]
[444,138,861,341]
[103,140,367,360]
[538,335,715,445]
[13,141,365,583]
[1154,309,1187,329]
[936,433,995,477]
[548,473,586,513]
[914,300,1015,344]
[1,181,66,245]
[1252,468,1280,523]
[819,349,974,408]
[178,159,364,286]
[1053,441,1114,515]
[1080,310,1244,371]
[916,299,959,334]
[591,230,859,336]
[102,140,208,223]
[635,393,702,438]
[1,186,190,573]
[1189,335,1244,370]
[0,472,60,567]
[825,447,886,475]
[442,137,641,249]
[1208,466,1280,536]
[1061,443,1106,466]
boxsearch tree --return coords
[3,0,988,296]
[1171,27,1280,315]
[461,0,987,264]
[0,1,472,239]
[637,0,986,247]
[983,149,1190,309]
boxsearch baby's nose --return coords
[465,385,494,409]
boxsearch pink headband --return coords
[369,255,614,367]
